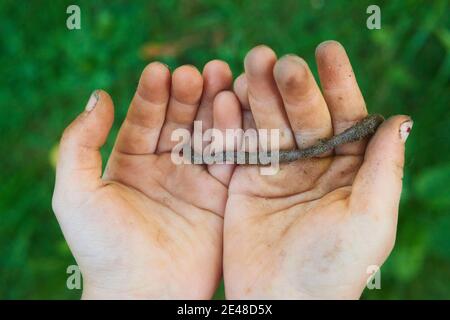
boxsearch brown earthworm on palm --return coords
[189,114,384,164]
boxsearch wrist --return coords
[225,283,364,300]
[81,284,161,300]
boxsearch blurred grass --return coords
[0,0,449,299]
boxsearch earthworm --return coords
[190,114,384,164]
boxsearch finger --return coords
[233,73,250,110]
[233,73,256,131]
[208,91,242,185]
[195,60,233,134]
[350,115,413,221]
[157,65,203,153]
[53,90,114,208]
[114,62,170,155]
[242,109,257,131]
[244,45,296,149]
[274,55,333,149]
[194,60,232,153]
[316,40,368,155]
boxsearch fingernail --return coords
[85,90,100,112]
[399,119,413,142]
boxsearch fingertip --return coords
[95,89,114,111]
[138,62,171,104]
[233,73,247,92]
[141,61,170,79]
[350,114,411,221]
[55,90,114,195]
[315,40,353,90]
[273,55,310,91]
[374,115,413,144]
[172,65,204,104]
[62,89,114,150]
[88,89,114,126]
[244,45,277,77]
[363,115,411,175]
[384,114,412,126]
[399,118,413,143]
[203,60,232,81]
[315,40,345,59]
[173,64,202,82]
[233,73,250,109]
[202,60,233,98]
[213,91,242,129]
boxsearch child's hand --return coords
[222,41,412,299]
[52,61,233,299]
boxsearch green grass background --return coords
[0,0,449,299]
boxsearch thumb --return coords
[53,90,114,209]
[350,115,413,220]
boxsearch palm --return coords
[53,61,233,299]
[222,42,407,299]
[225,156,393,299]
[68,152,224,298]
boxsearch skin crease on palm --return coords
[52,40,412,300]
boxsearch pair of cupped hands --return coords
[52,41,412,299]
